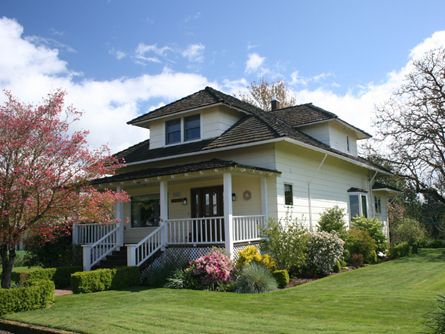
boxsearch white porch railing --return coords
[168,217,225,245]
[127,224,165,267]
[82,223,121,271]
[233,215,265,242]
[73,223,118,245]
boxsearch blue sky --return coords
[1,0,445,151]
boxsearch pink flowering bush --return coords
[189,248,234,290]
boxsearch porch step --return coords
[94,247,127,269]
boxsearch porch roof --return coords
[91,158,280,185]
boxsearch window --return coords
[131,195,160,227]
[361,194,368,218]
[374,196,382,214]
[184,115,200,141]
[346,136,350,152]
[349,192,368,219]
[165,119,181,145]
[349,195,360,219]
[284,184,293,206]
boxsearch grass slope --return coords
[3,249,445,334]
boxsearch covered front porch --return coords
[74,159,280,270]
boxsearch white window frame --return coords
[348,191,369,220]
[284,183,294,206]
[164,113,201,146]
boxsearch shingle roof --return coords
[372,182,401,192]
[92,159,280,185]
[118,86,388,173]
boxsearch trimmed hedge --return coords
[0,279,55,316]
[272,269,289,288]
[71,267,140,294]
[12,266,82,289]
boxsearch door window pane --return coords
[184,115,200,141]
[131,195,160,227]
[284,184,293,205]
[349,195,359,219]
[165,119,181,145]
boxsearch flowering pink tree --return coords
[0,90,128,288]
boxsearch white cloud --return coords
[134,43,172,64]
[184,12,201,23]
[109,48,126,60]
[0,18,213,152]
[245,53,265,73]
[182,43,205,63]
[289,71,333,86]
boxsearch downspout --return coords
[369,171,378,218]
[308,153,328,231]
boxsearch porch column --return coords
[223,173,234,258]
[116,186,124,247]
[261,176,269,222]
[160,180,168,249]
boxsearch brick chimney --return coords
[271,99,280,111]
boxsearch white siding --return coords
[329,122,358,156]
[274,141,370,229]
[299,123,331,146]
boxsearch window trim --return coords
[184,114,201,142]
[164,113,201,146]
[130,193,161,228]
[348,191,369,220]
[165,118,182,146]
[284,183,294,206]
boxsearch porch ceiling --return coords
[91,158,280,186]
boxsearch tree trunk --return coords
[1,245,16,289]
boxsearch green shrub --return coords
[392,218,426,253]
[0,279,54,316]
[425,240,445,248]
[12,266,82,289]
[261,219,309,274]
[235,263,277,293]
[272,269,289,288]
[345,228,377,264]
[333,260,342,273]
[71,267,140,294]
[318,206,347,236]
[165,268,199,289]
[141,254,188,288]
[390,242,411,258]
[425,295,445,334]
[306,232,345,276]
[350,253,364,267]
[14,250,29,267]
[351,216,387,252]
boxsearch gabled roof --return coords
[272,103,372,138]
[118,86,389,174]
[92,159,280,185]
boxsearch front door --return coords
[191,186,224,242]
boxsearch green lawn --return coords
[3,249,445,334]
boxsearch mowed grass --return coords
[3,249,445,334]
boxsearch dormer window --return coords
[184,115,200,142]
[165,114,201,145]
[346,136,350,152]
[165,119,181,145]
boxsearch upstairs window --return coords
[165,119,181,145]
[346,136,350,152]
[284,184,293,206]
[184,115,200,141]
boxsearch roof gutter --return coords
[123,137,390,175]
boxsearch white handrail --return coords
[233,215,265,242]
[82,223,120,271]
[127,224,165,267]
[168,217,225,245]
[73,223,118,245]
